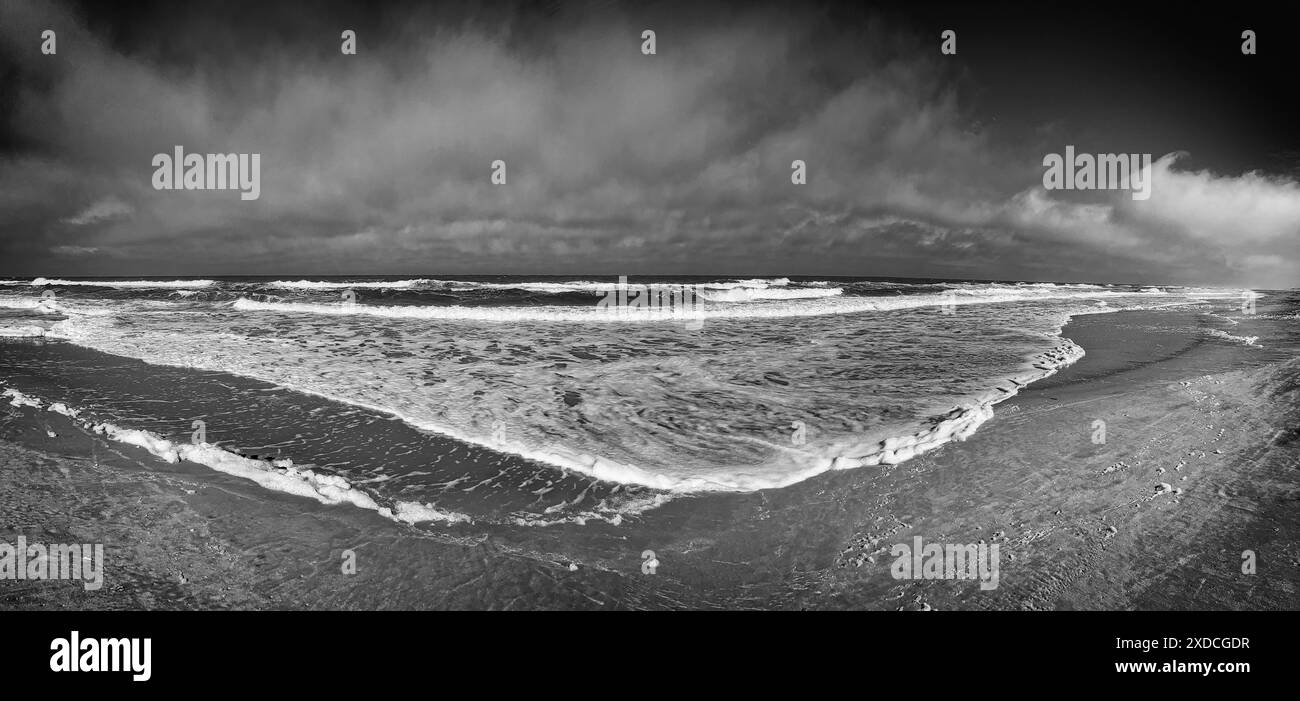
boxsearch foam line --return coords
[0,387,473,526]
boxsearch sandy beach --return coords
[2,306,1295,610]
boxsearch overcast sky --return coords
[1,0,1297,287]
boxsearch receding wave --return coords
[50,299,1105,492]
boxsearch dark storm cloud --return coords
[0,0,1296,286]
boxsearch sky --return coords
[1,0,1297,287]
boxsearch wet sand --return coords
[1,308,1297,609]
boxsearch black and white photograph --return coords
[0,0,1295,684]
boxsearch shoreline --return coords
[1,306,1296,609]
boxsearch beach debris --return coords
[1174,488,1184,496]
[45,430,56,438]
[1102,525,1118,538]
[568,563,579,572]
[1155,482,1173,495]
[1156,466,1166,474]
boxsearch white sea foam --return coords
[231,287,1162,323]
[701,277,791,289]
[1206,329,1261,347]
[48,402,80,418]
[466,336,1088,491]
[0,324,48,337]
[0,297,59,313]
[810,338,1084,475]
[3,388,43,408]
[696,287,842,302]
[383,501,474,524]
[510,492,677,527]
[1013,282,1110,289]
[267,279,431,290]
[232,297,697,322]
[417,277,792,294]
[29,278,215,288]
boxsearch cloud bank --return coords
[0,0,1295,287]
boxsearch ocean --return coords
[0,276,1273,531]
